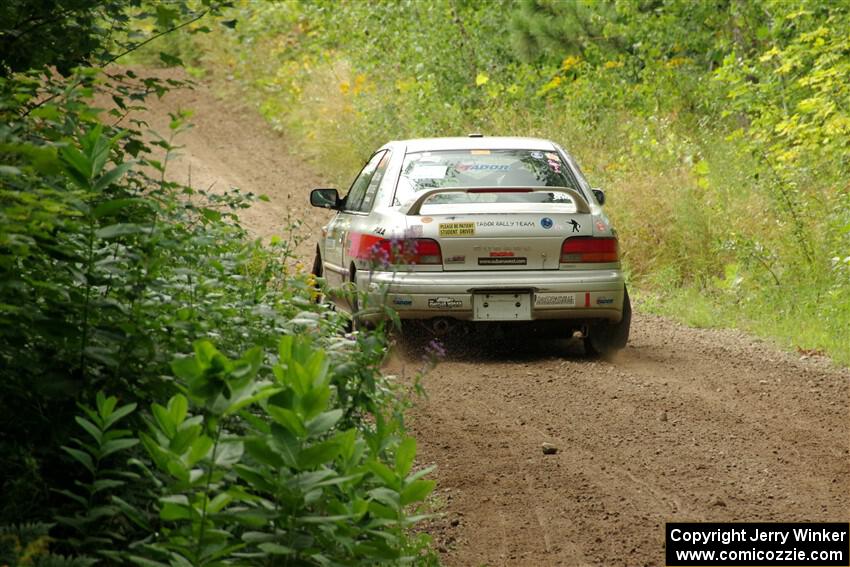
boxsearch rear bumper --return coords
[356,268,626,322]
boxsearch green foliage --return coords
[1,6,436,562]
[0,523,97,566]
[119,338,433,565]
[0,0,228,76]
[56,393,139,555]
[187,0,849,364]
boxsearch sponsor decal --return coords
[439,222,476,237]
[445,255,466,264]
[478,257,527,265]
[540,217,554,229]
[596,297,614,305]
[420,216,433,223]
[535,294,577,306]
[476,220,535,228]
[489,251,514,257]
[393,297,413,306]
[596,220,607,232]
[530,151,544,159]
[373,226,386,236]
[474,245,530,252]
[456,163,510,172]
[545,152,559,161]
[569,219,581,233]
[428,297,463,309]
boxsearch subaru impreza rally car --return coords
[309,136,630,354]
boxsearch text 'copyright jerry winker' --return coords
[666,523,849,566]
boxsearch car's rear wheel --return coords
[311,248,323,278]
[584,286,631,356]
[310,248,323,304]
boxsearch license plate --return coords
[473,292,532,321]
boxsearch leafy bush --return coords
[46,339,433,565]
[1,59,435,567]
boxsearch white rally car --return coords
[309,136,630,354]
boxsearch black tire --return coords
[311,247,323,278]
[584,286,632,356]
[310,249,323,304]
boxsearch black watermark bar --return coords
[666,523,849,566]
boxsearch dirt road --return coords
[134,70,850,567]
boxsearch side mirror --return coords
[592,188,605,206]
[310,188,341,210]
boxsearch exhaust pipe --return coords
[431,317,454,336]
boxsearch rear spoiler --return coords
[402,186,592,216]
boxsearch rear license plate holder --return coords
[473,292,532,321]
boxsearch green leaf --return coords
[222,385,282,416]
[84,124,110,178]
[75,416,103,445]
[92,479,125,494]
[395,437,416,477]
[201,207,222,222]
[365,460,398,489]
[187,434,214,466]
[234,464,276,493]
[54,488,87,507]
[128,556,170,567]
[160,496,193,521]
[152,403,176,438]
[306,409,342,436]
[60,144,93,185]
[171,355,201,381]
[266,406,307,437]
[214,440,244,467]
[258,543,293,555]
[406,464,436,483]
[103,402,137,429]
[62,446,95,475]
[298,438,340,468]
[95,223,146,239]
[94,162,134,192]
[244,438,284,468]
[169,423,200,454]
[270,424,300,468]
[113,496,151,530]
[101,437,139,457]
[168,394,189,426]
[368,487,400,511]
[400,479,435,506]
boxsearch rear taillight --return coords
[560,237,618,263]
[363,237,443,266]
[411,238,443,264]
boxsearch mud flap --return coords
[585,286,631,355]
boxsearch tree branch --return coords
[21,9,210,118]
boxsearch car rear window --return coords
[395,149,580,205]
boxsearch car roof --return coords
[393,136,558,153]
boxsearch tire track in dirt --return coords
[127,68,850,567]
